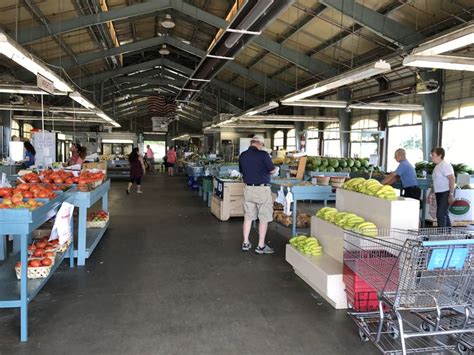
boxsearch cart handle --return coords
[422,239,474,247]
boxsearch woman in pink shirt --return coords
[166,147,177,176]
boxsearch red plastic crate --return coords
[343,264,381,312]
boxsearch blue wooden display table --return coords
[271,180,335,236]
[0,190,75,341]
[69,180,110,266]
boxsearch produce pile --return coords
[306,157,376,173]
[0,183,61,210]
[289,235,323,256]
[415,161,473,177]
[316,207,378,237]
[15,237,63,279]
[39,170,76,184]
[87,210,109,228]
[343,178,397,200]
[77,171,106,192]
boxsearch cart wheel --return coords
[420,321,434,332]
[358,329,369,342]
[457,342,472,355]
[387,323,400,339]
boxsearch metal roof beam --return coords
[319,0,424,48]
[114,77,187,87]
[18,0,224,44]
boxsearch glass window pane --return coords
[351,142,377,158]
[442,118,474,168]
[324,140,340,157]
[287,129,296,151]
[387,125,423,171]
[273,130,284,150]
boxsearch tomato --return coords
[17,183,30,191]
[41,258,52,266]
[37,192,49,198]
[33,249,45,257]
[65,178,74,184]
[50,239,59,245]
[11,194,23,205]
[35,241,47,249]
[44,252,55,258]
[23,191,33,198]
[28,244,36,251]
[30,178,41,183]
[29,259,41,267]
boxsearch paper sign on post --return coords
[369,154,379,166]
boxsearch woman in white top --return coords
[430,147,455,228]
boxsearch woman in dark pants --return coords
[127,148,145,194]
[430,147,455,228]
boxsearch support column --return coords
[0,94,11,157]
[421,70,442,160]
[318,108,325,156]
[337,89,351,157]
[293,107,305,151]
[377,78,389,169]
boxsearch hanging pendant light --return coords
[161,14,175,29]
[159,44,170,56]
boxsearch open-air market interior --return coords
[0,1,474,354]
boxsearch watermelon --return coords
[348,159,355,167]
[335,167,342,172]
[327,167,335,173]
[362,160,370,168]
[329,159,339,168]
[351,167,359,172]
[339,159,347,168]
[354,160,361,168]
[319,167,327,173]
[321,159,329,167]
[315,158,322,167]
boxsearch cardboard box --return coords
[83,161,107,172]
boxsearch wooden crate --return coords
[211,181,245,221]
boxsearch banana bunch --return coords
[315,207,378,236]
[360,179,383,196]
[342,178,366,191]
[374,185,397,200]
[354,222,378,237]
[289,236,323,256]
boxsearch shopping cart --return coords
[343,228,474,354]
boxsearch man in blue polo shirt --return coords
[239,135,278,254]
[382,148,420,200]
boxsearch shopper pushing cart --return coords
[343,227,474,355]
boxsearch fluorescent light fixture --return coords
[159,44,170,55]
[102,139,134,144]
[241,100,279,116]
[0,30,72,93]
[218,124,294,129]
[189,78,211,82]
[239,115,339,122]
[349,103,424,111]
[69,91,96,110]
[412,23,474,56]
[181,88,201,92]
[96,111,121,127]
[172,134,190,141]
[13,115,105,123]
[0,84,67,95]
[226,28,262,35]
[281,99,347,108]
[281,60,391,103]
[403,54,474,72]
[49,106,98,115]
[207,54,234,60]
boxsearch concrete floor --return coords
[0,174,378,354]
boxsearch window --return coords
[273,130,284,150]
[23,123,33,140]
[286,129,296,151]
[305,127,319,156]
[323,123,340,156]
[350,118,378,158]
[387,113,423,171]
[442,118,474,168]
[11,120,20,139]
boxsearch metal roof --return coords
[0,0,472,131]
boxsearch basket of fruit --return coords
[77,171,106,192]
[15,258,53,279]
[86,210,109,228]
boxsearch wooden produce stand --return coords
[211,178,245,221]
[286,187,420,309]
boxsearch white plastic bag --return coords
[49,202,75,245]
[272,166,280,177]
[284,186,293,216]
[276,186,286,205]
[0,173,11,188]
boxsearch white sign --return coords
[37,74,54,94]
[9,141,24,162]
[32,131,56,165]
[151,117,168,132]
[369,154,379,166]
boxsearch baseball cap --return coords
[251,135,265,145]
